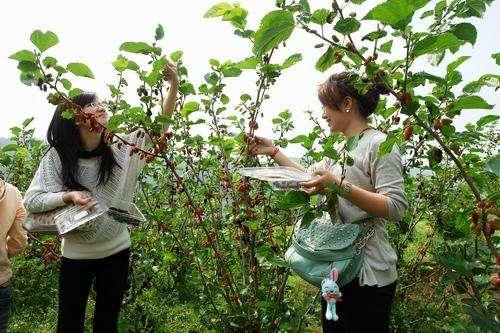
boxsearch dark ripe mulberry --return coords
[403,126,413,141]
[401,92,412,106]
[433,118,442,131]
[431,147,443,163]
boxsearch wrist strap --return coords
[270,147,280,158]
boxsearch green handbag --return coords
[285,212,375,288]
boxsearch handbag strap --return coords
[355,226,375,250]
[352,219,376,254]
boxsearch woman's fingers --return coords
[302,186,320,195]
[75,196,91,206]
[83,199,99,211]
[300,177,323,188]
[163,62,178,81]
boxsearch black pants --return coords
[322,278,397,333]
[57,248,130,333]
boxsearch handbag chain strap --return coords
[354,225,376,254]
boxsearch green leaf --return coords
[463,74,500,93]
[476,115,499,128]
[112,55,138,72]
[234,29,255,39]
[209,59,220,67]
[30,30,59,53]
[19,72,36,86]
[22,117,34,127]
[255,245,289,268]
[107,114,125,132]
[451,22,477,45]
[345,135,360,151]
[144,72,160,87]
[484,155,500,177]
[300,211,316,229]
[492,53,500,65]
[412,33,464,57]
[334,18,361,35]
[434,1,446,19]
[170,50,183,62]
[181,101,200,117]
[458,0,487,18]
[277,191,309,210]
[61,108,75,120]
[446,70,462,86]
[412,71,446,85]
[311,9,330,25]
[363,0,425,30]
[362,30,387,41]
[420,10,434,19]
[378,133,397,156]
[299,0,310,13]
[447,55,470,73]
[179,82,196,95]
[119,42,153,55]
[222,6,248,29]
[155,24,164,41]
[42,56,57,68]
[112,55,129,72]
[204,2,232,18]
[427,51,445,66]
[221,66,242,77]
[68,88,83,98]
[152,56,168,72]
[53,65,67,74]
[240,93,251,102]
[235,56,258,69]
[67,63,94,79]
[462,304,500,333]
[9,50,36,62]
[253,10,295,56]
[1,143,18,152]
[17,61,37,72]
[437,254,474,277]
[281,53,302,69]
[315,46,335,72]
[61,78,72,90]
[220,94,230,104]
[450,95,494,112]
[379,40,393,53]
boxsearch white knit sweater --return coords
[24,131,147,259]
[307,129,408,287]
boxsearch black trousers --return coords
[322,278,397,333]
[57,248,130,333]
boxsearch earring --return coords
[345,108,351,113]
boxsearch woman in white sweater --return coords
[24,63,178,332]
[248,71,408,333]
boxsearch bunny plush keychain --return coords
[321,267,343,321]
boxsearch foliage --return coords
[3,0,499,331]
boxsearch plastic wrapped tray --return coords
[54,202,108,234]
[23,201,146,235]
[108,203,146,226]
[237,166,314,189]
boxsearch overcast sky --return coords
[1,0,498,155]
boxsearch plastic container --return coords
[237,166,314,190]
[54,201,108,234]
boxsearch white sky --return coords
[1,0,498,156]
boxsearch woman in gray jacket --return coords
[248,71,408,333]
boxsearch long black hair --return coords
[47,92,118,190]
